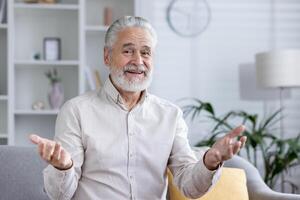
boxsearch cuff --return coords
[191,153,223,194]
[43,164,75,191]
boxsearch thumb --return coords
[29,134,41,145]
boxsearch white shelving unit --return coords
[15,60,80,66]
[1,0,135,146]
[10,0,80,145]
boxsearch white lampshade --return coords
[255,49,300,88]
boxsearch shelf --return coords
[0,134,8,139]
[14,110,59,115]
[0,24,7,29]
[85,25,108,32]
[0,95,8,101]
[15,60,79,66]
[14,3,79,11]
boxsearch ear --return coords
[104,47,111,66]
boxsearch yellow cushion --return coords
[168,167,249,200]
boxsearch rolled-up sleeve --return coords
[43,100,84,200]
[167,109,222,199]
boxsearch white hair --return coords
[104,16,157,49]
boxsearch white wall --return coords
[143,0,300,143]
[145,1,194,101]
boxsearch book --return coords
[94,69,103,89]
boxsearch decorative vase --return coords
[48,82,64,109]
[104,7,113,26]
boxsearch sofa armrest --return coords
[192,147,300,200]
[224,155,300,200]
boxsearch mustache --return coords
[123,64,148,74]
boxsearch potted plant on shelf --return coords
[45,68,64,109]
[181,98,300,193]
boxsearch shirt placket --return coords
[127,112,137,200]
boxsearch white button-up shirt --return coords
[43,78,220,200]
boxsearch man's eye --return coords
[141,51,151,57]
[123,50,134,55]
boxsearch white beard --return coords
[109,64,153,92]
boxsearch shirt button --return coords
[129,132,134,136]
[130,175,133,179]
[130,153,133,157]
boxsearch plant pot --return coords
[48,82,64,109]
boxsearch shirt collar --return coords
[101,77,148,110]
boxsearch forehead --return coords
[114,27,153,48]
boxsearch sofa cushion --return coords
[0,146,49,200]
[168,167,249,200]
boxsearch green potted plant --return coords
[181,98,300,192]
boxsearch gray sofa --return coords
[0,146,48,200]
[193,147,300,200]
[0,146,299,200]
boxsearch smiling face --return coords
[104,27,154,92]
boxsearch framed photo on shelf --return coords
[43,37,61,61]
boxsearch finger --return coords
[38,142,44,157]
[43,142,55,161]
[239,136,247,148]
[60,149,72,168]
[29,134,42,145]
[60,148,67,163]
[226,144,234,159]
[232,141,242,155]
[51,142,61,162]
[227,125,245,139]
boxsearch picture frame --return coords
[43,37,61,61]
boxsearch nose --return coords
[132,52,143,65]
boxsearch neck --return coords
[118,89,142,110]
[110,78,143,110]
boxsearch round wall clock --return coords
[166,0,211,37]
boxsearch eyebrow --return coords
[122,43,152,50]
[122,43,135,48]
[142,46,151,51]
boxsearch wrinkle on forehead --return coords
[115,27,154,49]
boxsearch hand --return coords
[29,134,73,170]
[204,125,247,170]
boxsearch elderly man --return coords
[29,16,247,200]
